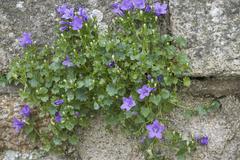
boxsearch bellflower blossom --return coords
[54,99,64,106]
[154,3,168,16]
[55,112,62,123]
[107,61,116,68]
[145,4,151,13]
[120,0,134,11]
[61,7,74,19]
[71,16,83,30]
[146,120,165,139]
[19,105,31,117]
[137,85,155,100]
[12,117,25,133]
[78,7,88,21]
[59,21,70,32]
[62,55,74,67]
[18,32,32,48]
[112,2,124,16]
[199,136,209,145]
[57,4,68,15]
[132,0,145,9]
[120,96,136,111]
[157,75,164,82]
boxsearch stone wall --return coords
[0,0,240,160]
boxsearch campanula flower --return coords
[62,55,74,67]
[120,0,134,11]
[120,96,136,111]
[71,16,83,30]
[75,112,80,117]
[55,112,62,123]
[132,0,145,9]
[12,117,25,133]
[112,2,124,16]
[54,99,64,106]
[157,75,164,82]
[154,3,168,16]
[146,120,165,139]
[107,61,116,68]
[57,4,68,15]
[59,21,70,32]
[145,73,152,80]
[200,136,208,145]
[19,105,31,117]
[145,4,151,13]
[137,85,155,100]
[62,7,74,19]
[78,7,88,21]
[18,32,32,48]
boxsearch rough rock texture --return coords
[170,0,240,77]
[174,96,240,160]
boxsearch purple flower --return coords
[107,61,116,68]
[146,120,165,139]
[18,32,32,48]
[112,2,124,16]
[145,73,152,80]
[62,7,74,20]
[140,136,146,143]
[137,85,155,100]
[71,16,83,30]
[57,4,68,15]
[154,3,168,16]
[132,0,145,9]
[120,96,136,111]
[59,21,70,32]
[62,55,74,67]
[157,75,164,82]
[55,112,62,123]
[78,7,88,21]
[145,4,151,13]
[75,112,80,117]
[19,105,31,117]
[199,136,208,145]
[54,99,64,106]
[120,0,134,11]
[12,117,25,133]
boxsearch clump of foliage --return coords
[7,1,216,159]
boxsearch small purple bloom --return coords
[120,96,136,111]
[120,0,134,11]
[112,2,124,16]
[18,32,32,48]
[140,136,146,143]
[157,75,164,82]
[78,7,88,21]
[154,3,168,16]
[107,61,115,68]
[145,73,152,80]
[57,4,68,15]
[19,105,31,117]
[132,0,145,9]
[199,136,208,145]
[12,117,25,133]
[146,120,165,140]
[62,7,74,19]
[75,112,80,117]
[145,4,151,13]
[62,55,74,67]
[54,99,64,106]
[60,25,68,32]
[71,16,83,30]
[55,112,62,123]
[137,85,155,100]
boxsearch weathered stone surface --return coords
[174,95,240,160]
[170,0,240,77]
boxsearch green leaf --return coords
[141,107,151,118]
[160,89,170,99]
[106,84,118,96]
[69,135,79,145]
[183,77,191,87]
[29,79,38,87]
[65,121,75,131]
[53,137,62,145]
[149,95,161,105]
[41,96,49,102]
[94,102,100,110]
[196,105,207,116]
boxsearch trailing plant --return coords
[7,1,215,159]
